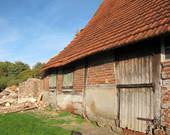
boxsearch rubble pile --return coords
[18,78,41,103]
[0,78,46,114]
[0,86,18,107]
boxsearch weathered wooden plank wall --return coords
[115,42,158,132]
[119,88,154,132]
[116,56,152,84]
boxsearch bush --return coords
[17,69,33,82]
[0,61,44,90]
[0,77,8,91]
[7,79,20,87]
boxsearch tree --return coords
[0,62,9,77]
[0,61,43,90]
[0,77,9,91]
[4,61,30,77]
[17,69,33,82]
[13,61,30,76]
[32,62,44,79]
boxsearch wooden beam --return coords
[116,83,154,88]
[137,117,153,122]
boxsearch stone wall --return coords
[161,61,170,129]
[57,92,83,115]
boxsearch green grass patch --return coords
[75,115,84,124]
[45,119,72,125]
[58,111,72,117]
[0,113,70,135]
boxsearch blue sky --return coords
[0,0,102,66]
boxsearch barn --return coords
[41,0,170,134]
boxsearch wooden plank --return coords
[137,88,141,131]
[117,83,154,88]
[152,52,161,117]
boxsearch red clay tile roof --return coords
[42,0,170,70]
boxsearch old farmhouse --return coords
[41,0,170,134]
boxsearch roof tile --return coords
[43,0,170,70]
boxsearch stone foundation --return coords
[57,92,83,115]
[85,84,118,128]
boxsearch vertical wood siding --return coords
[120,88,154,132]
[116,55,154,132]
[116,56,152,84]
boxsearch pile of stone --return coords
[0,85,19,107]
[0,78,45,114]
[18,78,41,104]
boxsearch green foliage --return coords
[10,61,30,76]
[0,77,9,91]
[0,62,9,77]
[32,62,44,79]
[6,76,20,87]
[0,113,70,135]
[17,69,33,82]
[0,61,44,90]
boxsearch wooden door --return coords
[116,52,155,132]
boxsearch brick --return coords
[73,64,85,92]
[87,54,116,85]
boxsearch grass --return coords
[74,115,84,124]
[0,111,88,135]
[58,111,72,117]
[45,119,72,125]
[0,112,70,135]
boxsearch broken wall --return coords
[18,78,41,103]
